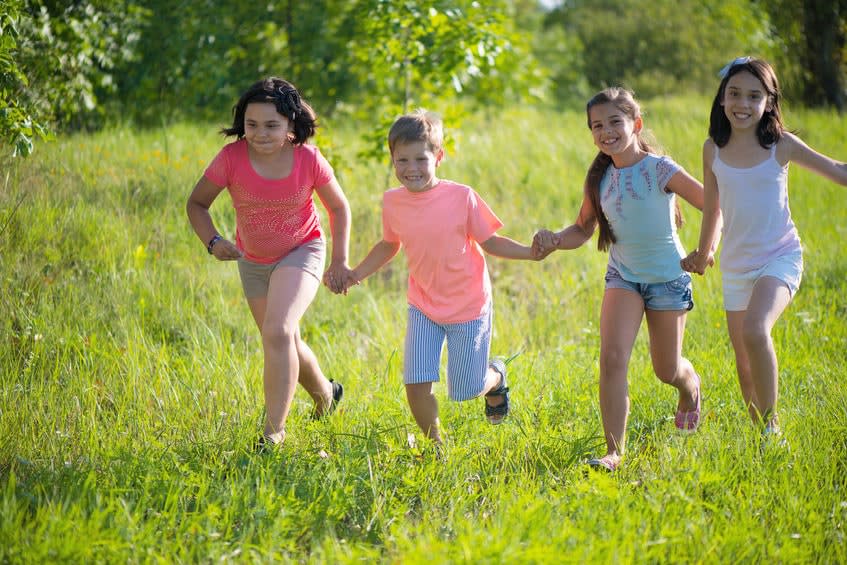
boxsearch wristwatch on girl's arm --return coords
[207,234,223,254]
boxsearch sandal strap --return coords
[485,385,510,397]
[485,404,509,417]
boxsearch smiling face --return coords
[721,70,770,132]
[391,141,443,192]
[588,102,642,159]
[243,102,292,154]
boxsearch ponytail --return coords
[585,151,615,252]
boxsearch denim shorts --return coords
[604,266,694,311]
[237,238,326,298]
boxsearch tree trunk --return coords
[803,0,846,111]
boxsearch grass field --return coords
[1,96,846,563]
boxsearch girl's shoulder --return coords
[774,132,802,166]
[293,142,321,162]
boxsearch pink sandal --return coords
[587,455,620,472]
[675,373,701,432]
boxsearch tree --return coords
[1,0,50,157]
[544,0,773,99]
[802,0,845,110]
[338,0,541,159]
[761,0,846,110]
[0,0,144,156]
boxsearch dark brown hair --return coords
[221,77,317,145]
[709,57,785,148]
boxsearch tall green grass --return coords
[1,97,845,563]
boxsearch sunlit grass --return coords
[1,97,845,562]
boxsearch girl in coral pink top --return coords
[187,77,356,449]
[336,110,548,446]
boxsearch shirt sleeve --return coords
[381,193,399,243]
[311,146,335,188]
[466,189,503,243]
[203,144,231,188]
[656,155,682,190]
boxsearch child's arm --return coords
[667,164,723,256]
[349,240,402,288]
[667,168,705,210]
[480,234,537,260]
[784,132,847,186]
[533,193,597,254]
[186,176,242,260]
[683,141,721,274]
[315,179,355,293]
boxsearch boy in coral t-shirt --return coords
[333,110,547,445]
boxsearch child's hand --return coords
[532,229,559,259]
[323,262,358,295]
[680,249,714,275]
[211,238,242,261]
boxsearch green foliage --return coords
[0,0,50,157]
[339,0,541,160]
[112,1,540,164]
[544,0,774,98]
[0,0,143,156]
[757,0,847,108]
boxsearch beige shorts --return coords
[237,238,326,298]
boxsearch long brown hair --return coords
[584,87,682,251]
[709,57,785,149]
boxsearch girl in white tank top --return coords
[681,57,847,442]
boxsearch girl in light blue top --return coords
[535,87,715,472]
[683,57,847,440]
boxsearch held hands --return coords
[532,229,560,260]
[323,261,358,295]
[680,249,715,275]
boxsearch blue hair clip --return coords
[718,56,753,79]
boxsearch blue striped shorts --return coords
[404,304,493,401]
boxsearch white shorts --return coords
[403,304,493,401]
[722,251,803,311]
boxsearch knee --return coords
[262,322,297,349]
[741,321,770,351]
[599,348,629,379]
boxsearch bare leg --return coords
[725,311,758,422]
[644,309,699,415]
[729,276,792,428]
[245,266,322,443]
[295,338,335,416]
[405,382,442,443]
[597,288,644,463]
